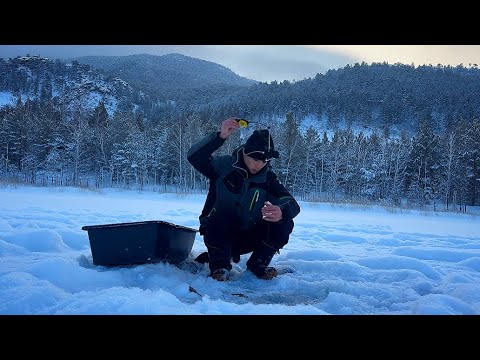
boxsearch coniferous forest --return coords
[0,54,479,212]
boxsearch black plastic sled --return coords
[82,220,198,266]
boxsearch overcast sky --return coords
[1,45,479,83]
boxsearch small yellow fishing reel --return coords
[235,118,249,128]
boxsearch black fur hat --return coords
[244,129,280,161]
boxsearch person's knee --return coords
[271,237,288,250]
[282,219,295,234]
[202,213,236,236]
[266,219,294,248]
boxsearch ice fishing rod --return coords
[234,118,270,130]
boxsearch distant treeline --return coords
[0,56,479,211]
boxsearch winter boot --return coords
[248,265,278,280]
[246,242,278,280]
[210,268,230,281]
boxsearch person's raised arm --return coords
[219,117,241,139]
[187,117,240,178]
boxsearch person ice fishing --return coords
[187,117,300,281]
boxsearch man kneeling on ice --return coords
[187,117,300,281]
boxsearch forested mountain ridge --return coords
[0,54,145,116]
[194,61,480,137]
[2,54,479,137]
[73,53,257,101]
[0,54,479,211]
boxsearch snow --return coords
[0,185,479,315]
[0,91,15,107]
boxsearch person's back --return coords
[187,117,300,281]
